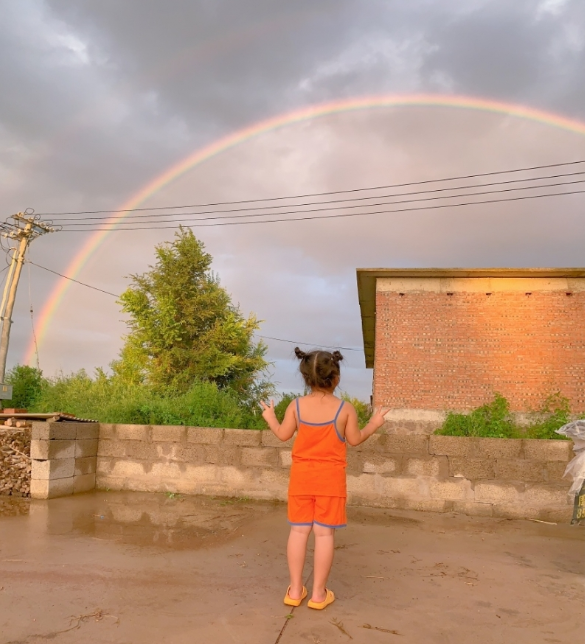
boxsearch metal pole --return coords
[0,221,32,382]
[0,247,18,320]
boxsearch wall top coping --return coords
[356,267,585,368]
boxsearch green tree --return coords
[112,228,269,402]
[3,365,43,410]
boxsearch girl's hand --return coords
[260,399,277,422]
[370,406,390,429]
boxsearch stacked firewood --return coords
[0,425,32,497]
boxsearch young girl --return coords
[260,347,388,610]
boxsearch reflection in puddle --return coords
[11,491,280,550]
[0,496,30,517]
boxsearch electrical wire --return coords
[27,260,362,352]
[54,176,585,227]
[36,158,585,216]
[28,261,119,297]
[57,187,585,232]
[49,170,585,226]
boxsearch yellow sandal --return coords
[308,588,335,610]
[284,585,308,607]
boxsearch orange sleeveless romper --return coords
[287,398,347,529]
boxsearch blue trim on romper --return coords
[333,401,345,442]
[288,521,314,527]
[314,520,347,529]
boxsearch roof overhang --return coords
[356,267,585,369]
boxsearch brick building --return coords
[357,269,585,424]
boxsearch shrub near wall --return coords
[96,425,573,522]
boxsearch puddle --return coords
[25,491,282,550]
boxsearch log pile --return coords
[0,425,32,497]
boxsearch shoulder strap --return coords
[295,398,302,423]
[333,400,345,423]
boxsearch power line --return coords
[57,187,585,232]
[28,261,119,297]
[37,159,585,216]
[28,260,362,352]
[51,170,585,224]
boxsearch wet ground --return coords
[0,491,583,644]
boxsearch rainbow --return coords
[25,94,585,365]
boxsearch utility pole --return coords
[0,212,57,383]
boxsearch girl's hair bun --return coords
[331,350,344,363]
[294,347,307,360]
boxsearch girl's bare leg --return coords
[312,524,334,602]
[287,525,312,599]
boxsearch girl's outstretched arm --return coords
[260,399,297,441]
[344,405,389,446]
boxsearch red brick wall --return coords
[374,290,585,412]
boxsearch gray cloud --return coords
[0,0,584,399]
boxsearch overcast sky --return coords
[1,0,584,399]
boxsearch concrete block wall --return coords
[30,422,99,499]
[96,424,574,522]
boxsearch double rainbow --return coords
[25,94,585,364]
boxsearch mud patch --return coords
[0,496,30,517]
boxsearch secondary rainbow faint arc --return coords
[25,94,585,364]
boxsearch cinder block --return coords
[164,443,206,463]
[97,440,126,458]
[400,498,447,513]
[223,429,262,447]
[429,435,476,457]
[151,425,186,442]
[99,458,147,479]
[279,449,292,468]
[404,457,444,477]
[346,450,365,475]
[475,438,522,459]
[31,422,76,441]
[73,473,96,494]
[362,459,399,475]
[99,424,117,439]
[356,433,386,451]
[523,484,572,506]
[123,441,157,460]
[383,434,429,455]
[31,457,75,480]
[522,440,571,462]
[75,439,98,458]
[30,439,75,460]
[452,501,494,517]
[449,457,494,480]
[495,459,546,482]
[76,423,99,440]
[429,479,473,501]
[204,445,240,466]
[376,475,426,499]
[545,461,569,482]
[75,457,96,476]
[241,447,278,468]
[186,427,224,444]
[261,431,295,448]
[30,477,74,499]
[475,481,525,504]
[115,424,150,441]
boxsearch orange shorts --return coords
[288,495,347,529]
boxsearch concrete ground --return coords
[0,492,583,644]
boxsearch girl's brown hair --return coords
[294,347,344,391]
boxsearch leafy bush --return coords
[30,370,265,428]
[3,365,43,410]
[435,392,576,440]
